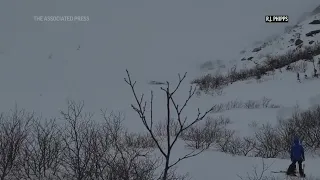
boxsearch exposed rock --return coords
[289,39,294,43]
[252,47,261,52]
[241,57,246,61]
[306,30,320,37]
[309,40,315,44]
[295,39,303,46]
[309,20,320,24]
[247,57,254,60]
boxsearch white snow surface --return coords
[1,0,320,179]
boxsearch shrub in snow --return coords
[0,101,160,180]
[209,97,280,114]
[182,116,231,149]
[155,119,180,137]
[285,106,320,150]
[215,128,236,153]
[183,103,320,159]
[253,123,283,158]
[125,132,157,149]
[248,105,320,158]
[192,42,320,93]
[244,100,261,109]
[181,115,257,156]
[218,136,256,156]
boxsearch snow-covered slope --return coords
[237,13,320,70]
[187,6,320,180]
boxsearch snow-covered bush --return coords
[192,43,320,93]
[218,136,256,156]
[209,97,280,114]
[183,104,320,159]
[182,116,231,149]
[192,73,228,93]
[155,119,180,137]
[277,106,320,151]
[125,132,157,149]
[0,101,160,180]
[253,123,284,158]
[245,105,320,158]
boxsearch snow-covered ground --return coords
[2,0,320,179]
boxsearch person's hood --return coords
[294,137,300,145]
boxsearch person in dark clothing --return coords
[286,136,305,177]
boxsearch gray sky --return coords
[0,0,319,120]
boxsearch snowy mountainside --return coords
[236,13,320,70]
[185,7,320,179]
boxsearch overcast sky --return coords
[0,0,319,120]
[1,0,319,59]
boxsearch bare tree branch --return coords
[125,70,167,158]
[125,70,212,180]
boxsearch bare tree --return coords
[0,107,33,180]
[254,123,282,158]
[99,110,159,180]
[125,70,213,180]
[20,118,63,180]
[60,100,97,180]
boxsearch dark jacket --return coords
[290,137,305,161]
